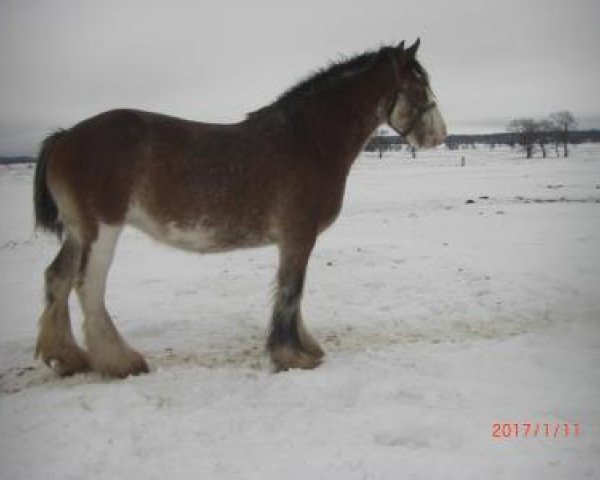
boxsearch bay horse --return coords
[33,39,446,377]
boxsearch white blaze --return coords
[388,90,447,148]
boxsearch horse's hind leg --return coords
[267,239,325,371]
[35,237,89,376]
[76,223,148,377]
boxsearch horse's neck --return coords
[299,72,388,173]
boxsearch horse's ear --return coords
[397,40,405,51]
[406,38,420,58]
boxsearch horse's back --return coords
[44,108,281,247]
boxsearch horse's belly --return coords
[157,223,220,252]
[126,205,274,253]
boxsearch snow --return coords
[1,145,599,479]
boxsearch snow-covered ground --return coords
[1,145,599,479]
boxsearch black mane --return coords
[248,44,430,119]
[275,47,392,105]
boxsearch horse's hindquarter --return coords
[45,109,155,240]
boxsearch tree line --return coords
[365,110,600,158]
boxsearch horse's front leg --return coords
[268,237,325,371]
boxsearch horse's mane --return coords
[248,44,428,119]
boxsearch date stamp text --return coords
[492,422,581,439]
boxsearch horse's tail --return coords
[34,129,66,238]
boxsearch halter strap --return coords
[386,50,436,138]
[394,101,437,137]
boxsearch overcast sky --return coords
[1,0,599,155]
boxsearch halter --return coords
[387,50,437,138]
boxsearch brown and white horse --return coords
[33,39,446,377]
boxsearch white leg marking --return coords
[77,223,148,376]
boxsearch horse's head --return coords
[386,39,447,148]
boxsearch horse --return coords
[33,39,446,378]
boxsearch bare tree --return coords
[536,119,554,158]
[549,110,577,157]
[507,118,537,158]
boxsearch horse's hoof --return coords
[299,334,325,359]
[36,343,90,377]
[270,346,324,372]
[90,348,149,378]
[117,350,149,378]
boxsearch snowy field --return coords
[1,145,599,479]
